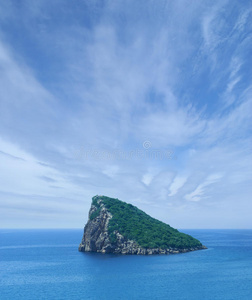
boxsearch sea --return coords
[0,229,252,300]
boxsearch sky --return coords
[0,0,251,229]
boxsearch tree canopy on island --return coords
[91,196,202,249]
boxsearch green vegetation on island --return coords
[91,195,202,249]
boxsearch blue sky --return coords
[0,0,251,228]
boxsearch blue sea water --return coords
[0,229,252,300]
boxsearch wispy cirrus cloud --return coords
[168,176,188,197]
[185,173,224,202]
[0,0,251,228]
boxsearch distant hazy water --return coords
[0,229,252,300]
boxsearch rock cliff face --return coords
[79,202,114,253]
[79,196,207,255]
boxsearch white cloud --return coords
[185,173,224,202]
[142,173,154,186]
[168,176,188,197]
[102,165,119,178]
[0,0,251,228]
[0,137,85,199]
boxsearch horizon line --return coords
[1,228,252,230]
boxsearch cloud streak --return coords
[0,0,251,228]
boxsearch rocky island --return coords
[79,195,207,255]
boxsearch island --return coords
[79,195,207,255]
